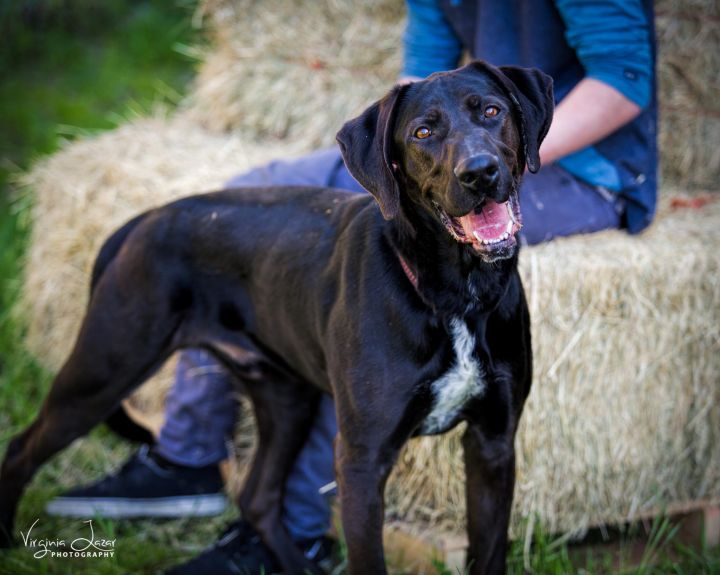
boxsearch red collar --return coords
[396,251,418,290]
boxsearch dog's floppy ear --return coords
[471,61,554,173]
[336,85,408,220]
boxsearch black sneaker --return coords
[164,519,335,575]
[46,445,227,518]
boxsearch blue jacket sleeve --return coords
[556,0,652,109]
[402,0,463,78]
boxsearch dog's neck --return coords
[387,204,517,319]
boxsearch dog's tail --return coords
[91,212,156,445]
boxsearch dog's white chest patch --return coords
[420,317,485,434]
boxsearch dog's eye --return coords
[484,105,500,118]
[414,126,432,139]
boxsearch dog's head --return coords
[337,61,553,263]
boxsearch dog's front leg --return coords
[462,423,516,575]
[335,431,399,575]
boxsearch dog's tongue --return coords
[457,200,511,242]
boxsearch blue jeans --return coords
[155,147,622,540]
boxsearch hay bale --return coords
[20,113,306,371]
[656,1,720,188]
[186,0,404,148]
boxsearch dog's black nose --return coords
[454,154,500,191]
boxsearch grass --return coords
[0,1,236,573]
[0,1,718,573]
[503,515,720,575]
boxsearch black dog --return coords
[0,60,552,574]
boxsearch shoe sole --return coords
[46,494,228,518]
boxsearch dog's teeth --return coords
[475,231,512,246]
[506,202,516,224]
[506,220,513,234]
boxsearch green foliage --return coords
[0,192,50,442]
[0,0,200,169]
[0,2,220,573]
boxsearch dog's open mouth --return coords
[434,194,522,257]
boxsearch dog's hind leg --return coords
[235,372,325,575]
[0,258,183,546]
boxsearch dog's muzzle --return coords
[434,190,522,262]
